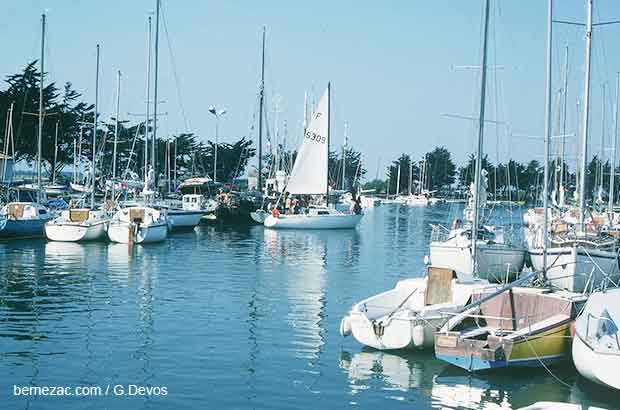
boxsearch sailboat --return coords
[526,0,620,293]
[426,0,525,282]
[263,84,363,229]
[0,13,54,239]
[108,6,171,242]
[45,44,109,242]
[572,287,620,390]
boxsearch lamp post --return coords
[208,106,226,183]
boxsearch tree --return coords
[387,154,418,195]
[329,146,366,191]
[424,146,456,190]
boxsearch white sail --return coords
[286,88,329,195]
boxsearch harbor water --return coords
[0,204,617,409]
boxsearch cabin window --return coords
[318,211,329,215]
[38,209,47,215]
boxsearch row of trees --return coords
[0,62,256,186]
[364,148,617,203]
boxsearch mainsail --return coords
[286,88,329,195]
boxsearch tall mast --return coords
[542,0,553,277]
[326,82,331,206]
[471,0,490,275]
[112,70,121,201]
[342,122,348,191]
[53,120,58,184]
[152,0,160,184]
[145,16,152,181]
[599,84,606,199]
[610,73,619,212]
[578,0,593,230]
[560,45,569,194]
[396,162,401,196]
[37,13,45,203]
[258,26,266,192]
[92,44,100,209]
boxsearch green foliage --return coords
[0,62,255,187]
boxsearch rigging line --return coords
[160,2,191,133]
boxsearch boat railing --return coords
[585,313,620,350]
[430,224,450,242]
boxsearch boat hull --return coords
[107,222,168,244]
[0,218,48,239]
[166,210,203,231]
[435,321,571,372]
[343,275,491,350]
[45,221,107,242]
[264,213,362,229]
[572,334,620,390]
[529,246,620,293]
[429,242,525,282]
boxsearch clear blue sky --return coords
[2,1,620,178]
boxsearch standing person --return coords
[284,192,292,214]
[352,195,362,215]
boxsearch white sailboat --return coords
[264,84,363,229]
[107,206,168,244]
[45,208,108,241]
[0,14,53,239]
[426,0,525,282]
[45,44,109,242]
[428,170,525,282]
[572,287,620,390]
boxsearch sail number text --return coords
[305,130,326,144]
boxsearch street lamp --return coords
[208,106,227,183]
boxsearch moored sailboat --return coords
[264,84,363,230]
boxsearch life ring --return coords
[271,208,280,218]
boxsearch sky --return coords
[2,1,620,179]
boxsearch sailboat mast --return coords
[542,0,553,277]
[113,70,121,201]
[37,13,45,203]
[601,84,606,197]
[396,163,401,196]
[92,44,100,209]
[560,45,569,193]
[578,0,593,230]
[342,122,348,191]
[610,73,619,212]
[53,121,58,184]
[471,0,490,274]
[152,0,160,183]
[145,16,152,180]
[326,82,331,206]
[258,26,266,192]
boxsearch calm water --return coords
[0,204,617,410]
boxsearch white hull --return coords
[166,210,203,230]
[107,221,168,244]
[572,288,620,390]
[429,242,525,282]
[529,246,620,293]
[342,276,491,350]
[45,220,107,242]
[264,213,362,229]
[572,334,620,390]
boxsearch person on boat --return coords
[283,192,292,214]
[351,195,362,215]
